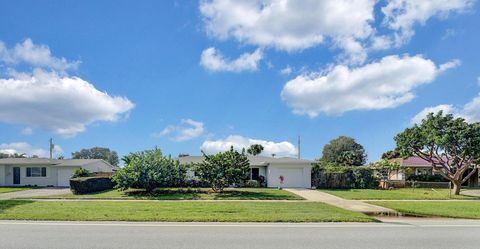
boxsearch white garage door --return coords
[57,168,75,187]
[277,168,304,188]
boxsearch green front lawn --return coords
[371,201,480,219]
[0,200,375,222]
[0,187,31,194]
[321,188,478,200]
[38,188,304,200]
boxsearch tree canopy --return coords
[321,136,367,166]
[72,147,119,166]
[247,144,264,156]
[395,111,480,195]
[112,148,187,192]
[195,146,250,192]
[381,150,401,160]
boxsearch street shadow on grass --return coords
[0,200,34,213]
[125,189,202,200]
[123,188,298,200]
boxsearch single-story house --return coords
[0,158,117,187]
[387,156,479,186]
[178,155,313,188]
[387,157,436,180]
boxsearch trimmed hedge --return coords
[70,176,115,195]
[312,165,378,189]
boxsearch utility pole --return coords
[49,138,54,160]
[297,135,301,159]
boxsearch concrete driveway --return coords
[285,188,397,215]
[461,189,480,197]
[0,188,71,200]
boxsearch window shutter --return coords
[41,167,47,177]
[26,168,31,177]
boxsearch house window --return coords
[251,168,260,180]
[26,167,47,177]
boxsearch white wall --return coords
[3,165,58,187]
[267,163,311,188]
[0,165,5,186]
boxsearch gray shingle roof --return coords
[177,155,313,166]
[0,158,109,167]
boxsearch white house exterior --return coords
[178,156,313,188]
[0,158,117,187]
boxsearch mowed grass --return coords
[371,201,480,219]
[320,188,478,200]
[0,200,375,222]
[38,188,304,200]
[0,187,31,194]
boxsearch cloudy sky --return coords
[0,0,479,161]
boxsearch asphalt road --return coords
[1,219,480,249]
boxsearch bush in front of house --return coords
[71,168,92,178]
[244,180,260,188]
[194,146,250,192]
[407,174,447,182]
[312,162,378,189]
[70,176,114,194]
[112,147,187,193]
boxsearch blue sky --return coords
[0,0,479,162]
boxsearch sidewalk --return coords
[285,188,398,216]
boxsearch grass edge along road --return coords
[320,188,478,200]
[0,200,375,222]
[371,201,480,219]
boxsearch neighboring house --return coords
[178,155,313,188]
[387,157,479,186]
[0,158,117,187]
[387,157,435,180]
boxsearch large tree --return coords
[195,146,250,192]
[72,147,119,166]
[395,112,480,195]
[112,148,187,192]
[321,136,367,166]
[247,144,264,156]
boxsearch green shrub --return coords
[312,163,378,189]
[112,148,187,192]
[194,146,250,192]
[407,174,447,182]
[70,176,114,194]
[244,180,260,188]
[72,168,91,178]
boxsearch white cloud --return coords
[21,127,33,136]
[382,0,473,46]
[200,135,297,157]
[153,119,205,142]
[0,38,80,71]
[200,0,375,63]
[412,95,480,124]
[0,39,134,137]
[0,142,62,158]
[411,104,456,124]
[0,69,134,137]
[280,65,293,75]
[200,47,263,72]
[281,55,459,117]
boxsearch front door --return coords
[13,167,20,185]
[251,168,260,180]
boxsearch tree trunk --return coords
[452,180,461,195]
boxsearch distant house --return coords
[178,155,313,188]
[387,156,479,186]
[0,158,117,187]
[387,157,436,180]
